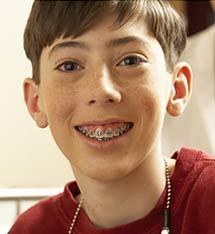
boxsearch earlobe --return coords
[23,78,48,128]
[167,62,192,117]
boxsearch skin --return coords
[24,15,192,228]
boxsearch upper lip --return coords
[75,118,132,126]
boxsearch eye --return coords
[117,56,145,67]
[56,61,82,72]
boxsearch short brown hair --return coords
[24,0,186,85]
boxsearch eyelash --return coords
[56,61,82,72]
[55,55,146,72]
[117,55,146,67]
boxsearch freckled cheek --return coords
[127,86,163,121]
[44,88,78,123]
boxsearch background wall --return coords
[169,0,214,35]
[0,0,73,188]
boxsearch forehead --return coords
[45,15,161,57]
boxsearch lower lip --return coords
[74,126,133,150]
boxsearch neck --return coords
[72,151,174,229]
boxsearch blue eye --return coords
[118,56,145,66]
[56,61,81,72]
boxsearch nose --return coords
[86,66,122,106]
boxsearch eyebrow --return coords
[107,36,150,48]
[49,36,150,58]
[49,41,89,58]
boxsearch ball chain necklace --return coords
[68,158,171,234]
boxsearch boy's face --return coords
[25,15,191,181]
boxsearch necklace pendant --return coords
[161,228,170,234]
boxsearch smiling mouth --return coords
[75,122,134,142]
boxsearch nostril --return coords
[108,99,114,103]
[89,100,96,104]
[89,99,114,104]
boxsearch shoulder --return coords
[192,150,215,196]
[190,149,215,200]
[172,148,215,232]
[177,147,215,178]
[8,193,63,233]
[173,148,215,201]
[178,148,215,209]
[8,181,79,234]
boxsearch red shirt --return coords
[9,148,215,234]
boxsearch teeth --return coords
[76,123,133,141]
[85,129,91,136]
[95,128,103,139]
[120,125,126,134]
[82,127,87,134]
[89,131,95,138]
[113,128,120,137]
[104,128,113,138]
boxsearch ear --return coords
[23,78,48,128]
[166,62,192,117]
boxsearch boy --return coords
[9,1,215,234]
